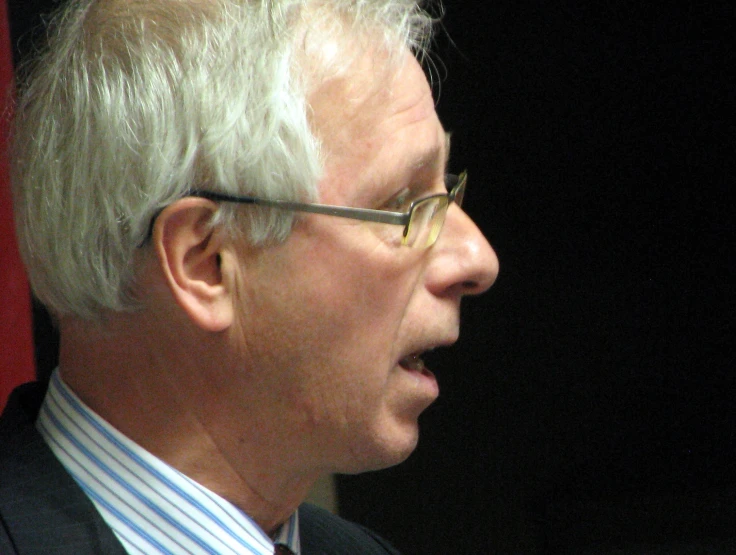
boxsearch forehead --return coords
[307,48,447,202]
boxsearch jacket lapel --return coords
[0,383,128,554]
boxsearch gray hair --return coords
[12,0,437,320]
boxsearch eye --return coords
[384,187,413,212]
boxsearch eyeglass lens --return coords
[403,176,466,248]
[404,197,449,247]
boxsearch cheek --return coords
[288,268,424,419]
[282,234,421,333]
[234,233,425,403]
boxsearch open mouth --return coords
[399,353,426,371]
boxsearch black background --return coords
[9,1,736,553]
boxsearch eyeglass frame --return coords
[143,171,467,248]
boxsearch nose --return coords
[426,204,499,297]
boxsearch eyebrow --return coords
[411,131,453,175]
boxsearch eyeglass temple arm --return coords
[188,190,410,226]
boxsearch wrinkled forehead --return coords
[309,46,412,114]
[305,46,448,211]
[305,47,436,159]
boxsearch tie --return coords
[274,544,293,555]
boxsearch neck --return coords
[57,314,318,535]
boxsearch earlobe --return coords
[152,198,234,332]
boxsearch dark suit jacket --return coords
[0,382,401,554]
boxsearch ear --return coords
[152,198,233,332]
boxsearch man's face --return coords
[221,49,498,475]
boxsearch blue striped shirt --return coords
[37,369,300,555]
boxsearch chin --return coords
[341,423,420,474]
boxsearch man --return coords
[1,0,498,552]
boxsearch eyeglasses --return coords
[143,172,467,248]
[183,171,467,249]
